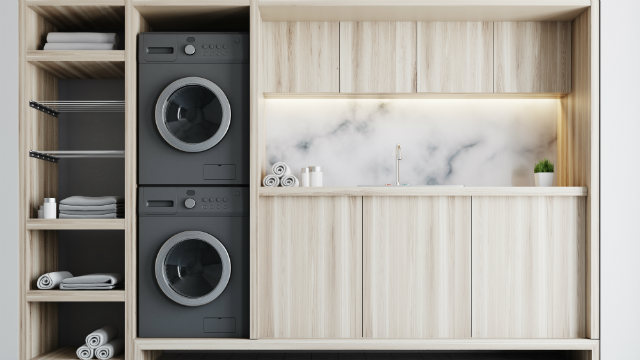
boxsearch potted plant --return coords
[534,159,554,186]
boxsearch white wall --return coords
[0,0,19,359]
[601,0,640,359]
[0,1,638,359]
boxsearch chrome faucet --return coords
[395,144,402,186]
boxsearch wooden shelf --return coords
[134,1,249,31]
[135,338,598,351]
[26,290,125,302]
[27,1,125,30]
[258,0,590,21]
[26,218,125,230]
[259,186,588,197]
[26,50,125,79]
[32,346,123,360]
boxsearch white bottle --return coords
[309,166,323,187]
[43,198,57,219]
[300,167,310,187]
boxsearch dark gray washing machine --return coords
[138,187,249,338]
[138,32,249,185]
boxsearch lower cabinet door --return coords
[257,196,363,338]
[363,196,471,338]
[472,196,586,338]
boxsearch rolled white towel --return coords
[76,344,94,360]
[95,338,124,360]
[85,325,118,349]
[271,162,291,177]
[281,175,299,187]
[262,174,280,187]
[36,271,73,290]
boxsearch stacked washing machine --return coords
[137,33,249,338]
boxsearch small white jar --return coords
[309,166,323,187]
[300,167,310,187]
[43,198,57,219]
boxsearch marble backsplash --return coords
[265,98,558,186]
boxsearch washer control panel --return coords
[139,187,248,216]
[139,33,249,64]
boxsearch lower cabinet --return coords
[471,196,586,338]
[256,196,363,338]
[363,196,471,338]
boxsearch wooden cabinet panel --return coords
[472,196,586,338]
[262,21,339,93]
[494,22,571,93]
[340,21,416,93]
[256,196,362,338]
[417,22,493,92]
[363,196,471,338]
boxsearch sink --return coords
[357,184,465,188]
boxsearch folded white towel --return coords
[59,209,123,215]
[86,325,118,349]
[281,175,299,187]
[271,162,291,177]
[262,174,280,187]
[95,338,124,360]
[61,273,121,290]
[43,42,116,50]
[59,213,119,219]
[36,271,73,290]
[59,204,123,211]
[76,344,94,360]
[60,196,124,206]
[46,32,117,44]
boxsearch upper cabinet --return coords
[417,22,493,93]
[340,21,417,93]
[494,22,571,93]
[262,21,340,93]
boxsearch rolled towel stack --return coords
[37,271,73,290]
[43,32,119,50]
[76,326,123,360]
[61,273,122,290]
[262,162,299,187]
[59,196,124,219]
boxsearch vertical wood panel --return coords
[262,21,339,93]
[494,22,571,93]
[363,196,471,338]
[257,196,362,338]
[340,21,416,93]
[472,196,586,338]
[417,22,493,92]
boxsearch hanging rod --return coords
[29,100,125,117]
[29,150,125,163]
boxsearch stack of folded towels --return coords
[59,196,124,219]
[37,272,122,290]
[76,326,124,360]
[43,32,119,50]
[262,161,299,187]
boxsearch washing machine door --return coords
[155,77,231,153]
[155,230,231,307]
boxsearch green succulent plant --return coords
[534,159,554,173]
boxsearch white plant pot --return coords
[534,172,554,187]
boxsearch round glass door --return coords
[155,77,231,153]
[155,231,231,307]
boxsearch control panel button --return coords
[184,198,196,209]
[184,44,196,55]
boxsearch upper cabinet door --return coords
[363,196,471,338]
[262,22,340,93]
[417,22,493,93]
[256,196,362,338]
[340,21,417,93]
[472,196,586,338]
[494,22,571,93]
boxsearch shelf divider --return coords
[26,218,126,230]
[26,290,125,303]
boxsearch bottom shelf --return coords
[33,347,124,360]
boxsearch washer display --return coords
[138,33,249,185]
[138,187,248,338]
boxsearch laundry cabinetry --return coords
[362,196,471,338]
[255,196,363,338]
